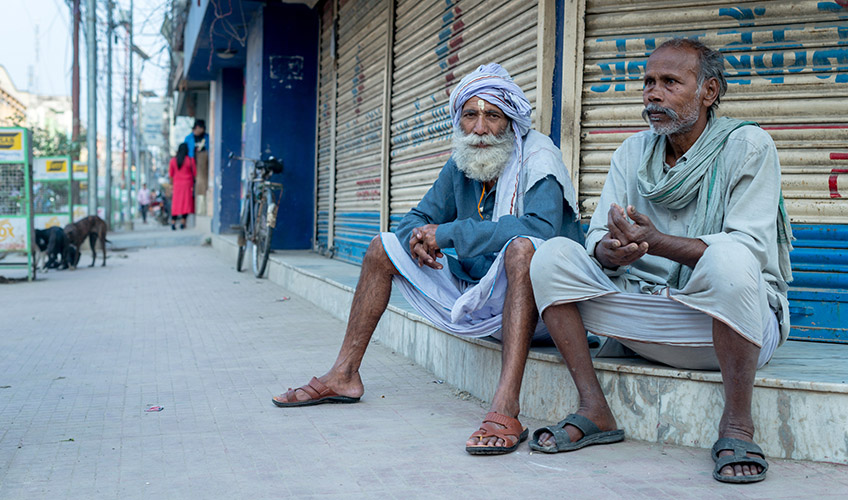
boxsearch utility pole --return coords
[105,0,114,228]
[72,0,81,150]
[85,0,97,215]
[125,0,134,229]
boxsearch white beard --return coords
[451,126,516,182]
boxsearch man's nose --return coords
[472,115,488,135]
[644,85,661,102]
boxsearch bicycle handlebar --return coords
[228,152,284,174]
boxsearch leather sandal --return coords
[272,377,360,407]
[466,411,529,455]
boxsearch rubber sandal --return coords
[272,377,361,407]
[529,413,624,453]
[711,437,768,483]
[466,412,529,455]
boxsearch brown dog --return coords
[64,215,109,268]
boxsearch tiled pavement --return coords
[1,245,846,499]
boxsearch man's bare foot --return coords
[275,371,364,403]
[534,406,618,448]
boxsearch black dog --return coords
[34,227,71,270]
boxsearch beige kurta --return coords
[532,120,789,365]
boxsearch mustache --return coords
[642,103,681,122]
[454,126,514,147]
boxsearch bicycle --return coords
[230,152,284,278]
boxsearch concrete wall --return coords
[242,3,318,250]
[212,68,245,234]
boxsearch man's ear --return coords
[702,77,720,109]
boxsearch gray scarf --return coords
[637,116,793,289]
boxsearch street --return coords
[1,243,847,499]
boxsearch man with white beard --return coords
[272,64,581,455]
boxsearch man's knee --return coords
[503,237,535,276]
[362,235,394,273]
[696,241,759,297]
[529,237,584,286]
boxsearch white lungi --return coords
[381,232,549,340]
[530,237,780,370]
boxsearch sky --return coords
[0,0,171,134]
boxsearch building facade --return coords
[172,0,848,343]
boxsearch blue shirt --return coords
[184,132,209,158]
[395,158,583,282]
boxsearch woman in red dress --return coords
[168,143,197,230]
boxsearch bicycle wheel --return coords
[252,191,272,278]
[236,201,249,272]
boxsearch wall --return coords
[242,3,318,249]
[212,68,245,234]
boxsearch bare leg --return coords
[535,302,618,447]
[282,235,399,401]
[713,319,764,478]
[467,238,538,448]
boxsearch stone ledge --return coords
[210,234,848,464]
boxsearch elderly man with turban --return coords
[272,63,581,455]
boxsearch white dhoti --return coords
[530,237,780,370]
[380,232,549,340]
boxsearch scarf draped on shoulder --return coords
[636,116,793,289]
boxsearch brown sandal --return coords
[466,411,529,455]
[271,377,361,407]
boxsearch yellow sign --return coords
[0,129,25,162]
[0,218,27,250]
[0,131,22,150]
[0,219,15,241]
[73,163,87,173]
[44,216,62,229]
[47,160,68,173]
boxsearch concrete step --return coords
[211,234,848,465]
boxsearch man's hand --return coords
[409,224,443,270]
[608,204,662,248]
[595,232,649,269]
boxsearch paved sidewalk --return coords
[1,246,846,499]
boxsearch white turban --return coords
[448,63,533,220]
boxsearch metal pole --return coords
[125,0,134,230]
[105,0,113,228]
[72,0,81,149]
[85,0,98,215]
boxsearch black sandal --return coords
[711,437,769,483]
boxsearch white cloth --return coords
[531,237,781,370]
[584,121,790,345]
[137,188,151,205]
[381,232,548,340]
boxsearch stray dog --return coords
[34,227,71,271]
[64,215,109,268]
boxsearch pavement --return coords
[1,232,847,499]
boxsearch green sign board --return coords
[0,127,35,280]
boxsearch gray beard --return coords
[451,127,516,182]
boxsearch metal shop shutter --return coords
[332,0,390,264]
[315,0,335,253]
[578,0,848,342]
[388,0,540,225]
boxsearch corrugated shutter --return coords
[388,0,540,226]
[579,0,848,223]
[579,0,848,342]
[315,1,335,252]
[332,0,390,263]
[789,223,848,343]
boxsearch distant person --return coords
[137,183,151,224]
[184,119,208,159]
[168,143,196,230]
[185,119,210,215]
